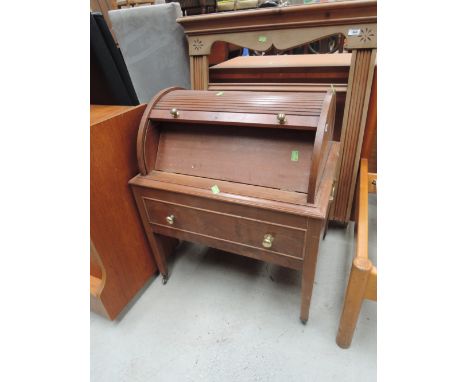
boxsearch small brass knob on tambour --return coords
[277,113,286,124]
[262,234,274,248]
[170,108,179,118]
[166,215,175,225]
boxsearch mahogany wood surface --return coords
[130,88,340,322]
[91,104,157,320]
[155,124,316,193]
[142,88,335,203]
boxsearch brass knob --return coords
[170,108,179,118]
[166,215,175,225]
[262,234,274,248]
[277,113,286,124]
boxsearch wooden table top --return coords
[210,54,353,70]
[90,104,140,126]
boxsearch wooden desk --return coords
[178,0,377,224]
[130,88,339,323]
[91,104,158,319]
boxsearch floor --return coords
[91,196,377,382]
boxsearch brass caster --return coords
[162,274,169,285]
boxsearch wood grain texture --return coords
[331,49,376,223]
[145,88,334,204]
[190,55,209,90]
[131,88,340,321]
[131,107,340,322]
[144,197,306,259]
[210,54,352,84]
[361,66,377,173]
[91,104,157,320]
[336,159,377,348]
[178,1,377,36]
[136,87,183,175]
[181,1,377,224]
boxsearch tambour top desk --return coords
[130,87,339,323]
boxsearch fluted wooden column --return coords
[190,55,209,90]
[331,49,376,223]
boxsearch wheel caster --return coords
[301,318,308,325]
[162,274,169,285]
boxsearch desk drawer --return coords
[143,197,306,259]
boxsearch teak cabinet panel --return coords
[90,104,158,320]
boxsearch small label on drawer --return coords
[291,150,299,162]
[216,91,224,96]
[211,185,220,194]
[258,35,267,43]
[348,29,361,36]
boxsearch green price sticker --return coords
[258,35,267,43]
[216,91,224,96]
[291,150,299,162]
[211,185,220,194]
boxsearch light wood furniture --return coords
[177,0,377,224]
[336,158,377,348]
[91,104,158,320]
[361,66,377,173]
[209,54,352,84]
[130,87,339,323]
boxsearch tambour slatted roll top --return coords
[137,87,336,205]
[149,89,329,130]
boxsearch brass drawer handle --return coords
[262,234,274,248]
[277,113,286,124]
[166,215,175,225]
[170,108,179,118]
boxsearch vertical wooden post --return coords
[190,55,209,90]
[336,257,372,348]
[331,48,376,223]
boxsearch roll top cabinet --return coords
[130,87,339,323]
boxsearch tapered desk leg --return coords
[300,222,321,324]
[145,233,170,283]
[336,257,372,348]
